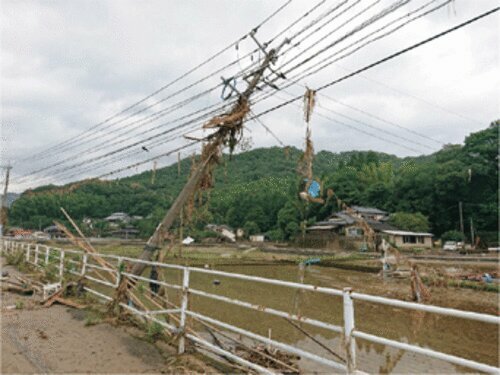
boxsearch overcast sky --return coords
[1,0,498,192]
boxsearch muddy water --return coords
[163,264,498,373]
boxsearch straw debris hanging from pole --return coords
[303,87,316,125]
[297,88,316,182]
[130,39,288,277]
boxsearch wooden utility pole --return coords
[0,165,12,236]
[130,41,287,277]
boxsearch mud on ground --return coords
[0,259,216,374]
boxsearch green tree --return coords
[441,230,465,242]
[243,221,260,237]
[389,212,430,232]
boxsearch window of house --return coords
[403,235,417,243]
[347,227,363,237]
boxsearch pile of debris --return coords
[1,270,86,309]
[1,271,40,295]
[458,271,498,283]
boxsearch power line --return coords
[14,0,342,183]
[278,0,383,72]
[17,4,497,188]
[96,141,200,180]
[280,0,410,78]
[336,65,487,126]
[251,6,499,128]
[14,103,224,185]
[15,0,332,173]
[17,0,295,163]
[318,93,445,146]
[15,99,230,181]
[249,109,285,147]
[257,0,450,93]
[15,0,429,186]
[273,90,429,154]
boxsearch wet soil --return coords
[0,259,213,374]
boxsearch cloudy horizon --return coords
[1,0,498,193]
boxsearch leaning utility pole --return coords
[0,165,12,236]
[131,39,288,276]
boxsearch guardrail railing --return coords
[2,238,499,374]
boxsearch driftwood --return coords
[48,296,86,309]
[1,285,34,295]
[0,275,39,295]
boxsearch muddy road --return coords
[0,259,211,374]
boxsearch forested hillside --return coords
[9,122,498,243]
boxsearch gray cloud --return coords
[1,0,498,192]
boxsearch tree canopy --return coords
[9,123,498,244]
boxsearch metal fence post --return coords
[26,244,31,262]
[45,247,50,265]
[59,250,65,280]
[343,287,356,373]
[34,244,39,265]
[81,253,88,276]
[178,267,190,354]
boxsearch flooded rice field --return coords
[161,264,499,373]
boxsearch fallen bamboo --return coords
[55,209,294,372]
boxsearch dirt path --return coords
[0,259,214,374]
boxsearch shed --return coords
[249,234,265,242]
[382,230,433,248]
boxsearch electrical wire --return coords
[16,0,296,163]
[13,0,343,183]
[16,3,497,188]
[15,0,333,176]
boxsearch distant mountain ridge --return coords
[8,123,499,241]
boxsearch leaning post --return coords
[178,267,190,354]
[343,287,356,373]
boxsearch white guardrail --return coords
[1,238,499,374]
